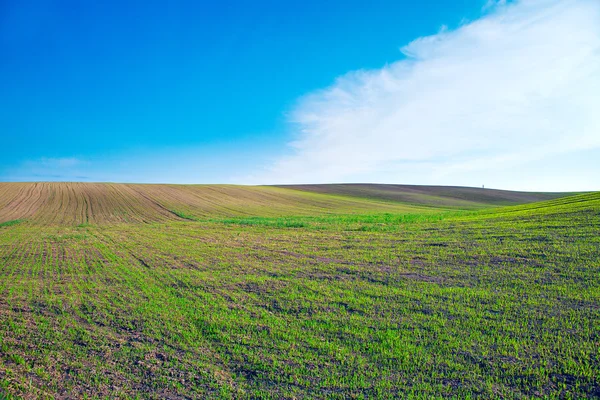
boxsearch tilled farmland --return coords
[0,186,598,398]
[0,183,431,225]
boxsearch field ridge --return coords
[0,182,576,226]
[275,183,576,209]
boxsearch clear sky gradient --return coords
[2,0,599,190]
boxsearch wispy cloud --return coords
[4,157,89,181]
[35,157,82,168]
[252,0,600,190]
[483,0,508,11]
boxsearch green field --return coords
[0,184,598,398]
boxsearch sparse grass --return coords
[170,210,199,221]
[0,220,23,228]
[0,391,15,400]
[0,191,598,398]
[213,210,472,231]
[217,216,308,228]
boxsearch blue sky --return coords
[1,0,599,190]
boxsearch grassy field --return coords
[0,185,598,398]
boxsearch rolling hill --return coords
[0,182,575,225]
[275,183,574,209]
[0,188,598,398]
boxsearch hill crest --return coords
[0,182,575,225]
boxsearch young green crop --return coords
[0,220,23,228]
[0,192,598,398]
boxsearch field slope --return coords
[0,182,425,225]
[0,185,598,398]
[0,182,574,225]
[276,183,575,209]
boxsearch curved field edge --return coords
[209,192,600,231]
[0,183,439,226]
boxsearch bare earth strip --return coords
[275,183,576,209]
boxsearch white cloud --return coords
[252,0,600,190]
